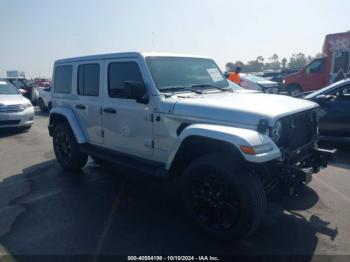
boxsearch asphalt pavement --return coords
[0,108,349,260]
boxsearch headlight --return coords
[270,120,282,143]
[20,102,33,111]
[282,79,286,84]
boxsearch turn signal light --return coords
[240,146,256,155]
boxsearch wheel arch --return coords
[49,107,86,144]
[169,135,244,177]
[166,124,281,176]
[287,83,303,92]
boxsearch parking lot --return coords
[0,108,349,259]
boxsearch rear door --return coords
[319,83,350,137]
[73,62,104,145]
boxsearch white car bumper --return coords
[0,106,35,128]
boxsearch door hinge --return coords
[144,113,154,122]
[144,138,154,148]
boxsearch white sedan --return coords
[240,74,279,94]
[0,80,34,130]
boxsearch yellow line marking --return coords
[92,183,125,262]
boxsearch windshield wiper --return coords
[191,84,231,92]
[160,86,203,94]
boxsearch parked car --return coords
[240,74,279,93]
[284,31,350,96]
[263,69,300,85]
[0,80,34,130]
[48,52,335,241]
[305,78,350,142]
[38,85,52,112]
[3,77,38,104]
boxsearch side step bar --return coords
[80,144,170,179]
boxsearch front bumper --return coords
[256,144,337,194]
[0,106,35,128]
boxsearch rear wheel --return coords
[53,123,88,172]
[182,153,266,241]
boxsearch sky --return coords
[0,0,349,78]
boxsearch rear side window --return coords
[78,64,100,96]
[108,62,144,98]
[54,65,73,94]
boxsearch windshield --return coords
[146,57,229,91]
[10,79,25,89]
[0,81,19,95]
[241,75,267,82]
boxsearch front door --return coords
[301,58,327,91]
[102,59,153,157]
[319,83,350,137]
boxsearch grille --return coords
[0,104,23,113]
[277,110,318,151]
[0,120,21,126]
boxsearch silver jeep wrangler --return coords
[48,52,335,241]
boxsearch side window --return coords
[78,64,100,96]
[108,62,144,98]
[306,59,325,74]
[328,84,350,100]
[54,65,73,94]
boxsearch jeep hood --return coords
[172,91,318,126]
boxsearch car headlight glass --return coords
[270,120,282,143]
[20,102,33,111]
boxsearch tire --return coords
[53,123,88,172]
[287,84,302,97]
[91,156,109,165]
[38,98,47,112]
[182,153,266,241]
[21,125,32,131]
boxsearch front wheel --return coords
[53,123,88,172]
[182,153,266,241]
[287,84,302,97]
[38,98,47,112]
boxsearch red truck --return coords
[284,31,350,96]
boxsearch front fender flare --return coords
[166,124,281,170]
[49,107,86,144]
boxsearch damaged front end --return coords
[256,109,337,195]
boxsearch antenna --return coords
[152,32,155,51]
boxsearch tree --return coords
[265,54,280,70]
[234,60,245,68]
[288,53,309,69]
[281,58,287,68]
[225,62,235,72]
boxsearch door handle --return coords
[76,104,86,110]
[103,108,117,114]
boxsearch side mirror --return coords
[19,88,27,95]
[315,94,335,104]
[123,81,148,104]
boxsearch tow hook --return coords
[312,148,337,171]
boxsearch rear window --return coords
[78,64,100,96]
[54,65,73,94]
